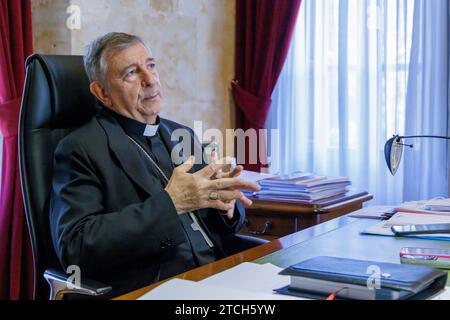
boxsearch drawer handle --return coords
[247,221,273,235]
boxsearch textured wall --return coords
[31,0,236,132]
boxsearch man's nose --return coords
[142,69,157,87]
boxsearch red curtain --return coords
[0,0,34,300]
[232,0,301,172]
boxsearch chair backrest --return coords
[19,54,98,299]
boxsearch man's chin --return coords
[140,104,162,121]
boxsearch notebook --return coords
[274,256,447,300]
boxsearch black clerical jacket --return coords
[49,108,245,297]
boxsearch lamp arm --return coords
[399,135,450,140]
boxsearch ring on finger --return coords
[208,191,219,201]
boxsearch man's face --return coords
[96,42,163,124]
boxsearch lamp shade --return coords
[385,135,450,176]
[384,135,403,175]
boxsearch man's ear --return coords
[89,81,112,107]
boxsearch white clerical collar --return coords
[143,124,159,137]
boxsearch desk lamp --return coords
[384,135,450,175]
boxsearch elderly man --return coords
[49,32,260,297]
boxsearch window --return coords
[267,0,449,204]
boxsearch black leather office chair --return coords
[19,54,266,300]
[19,54,112,300]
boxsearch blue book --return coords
[274,256,447,300]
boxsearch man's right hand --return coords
[165,156,260,214]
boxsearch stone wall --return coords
[31,0,236,133]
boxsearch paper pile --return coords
[253,172,351,203]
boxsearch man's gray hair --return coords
[83,32,147,83]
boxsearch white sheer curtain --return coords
[267,0,449,204]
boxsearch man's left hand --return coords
[211,163,253,219]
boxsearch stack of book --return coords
[248,171,351,203]
[424,198,450,212]
[275,256,447,300]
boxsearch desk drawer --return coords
[241,214,297,238]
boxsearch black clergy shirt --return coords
[110,109,217,280]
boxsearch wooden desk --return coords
[241,191,373,240]
[116,215,355,300]
[117,211,450,300]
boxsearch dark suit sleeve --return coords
[50,137,185,276]
[207,202,246,235]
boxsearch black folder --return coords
[274,256,448,300]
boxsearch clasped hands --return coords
[165,156,260,219]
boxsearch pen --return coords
[326,287,348,300]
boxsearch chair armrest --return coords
[234,233,268,246]
[222,234,268,256]
[44,268,112,300]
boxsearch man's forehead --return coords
[109,43,154,68]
